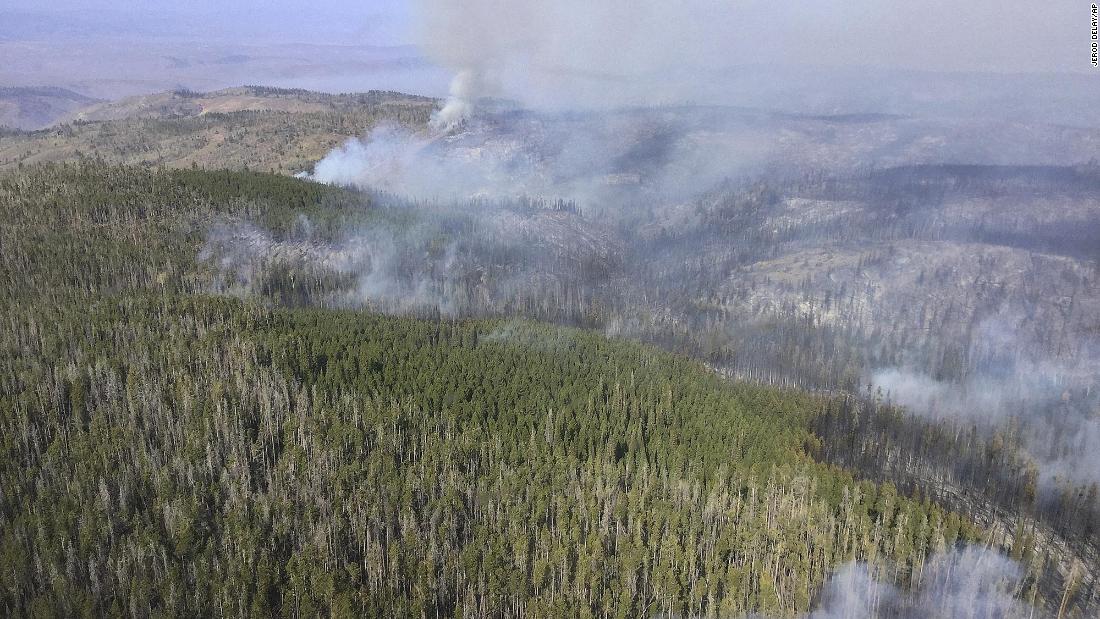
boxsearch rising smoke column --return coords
[410,0,1081,125]
[431,68,485,130]
[410,0,746,124]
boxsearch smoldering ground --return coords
[221,109,1100,494]
[216,103,1100,498]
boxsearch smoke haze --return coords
[412,0,1086,124]
[809,546,1034,619]
[871,308,1100,487]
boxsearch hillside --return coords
[0,86,100,130]
[0,162,998,617]
[0,87,435,174]
[59,86,435,123]
[3,0,1097,614]
[2,97,1098,615]
[6,88,1100,178]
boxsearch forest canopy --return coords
[0,162,1002,617]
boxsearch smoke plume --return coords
[412,0,741,124]
[308,109,784,212]
[411,0,1084,126]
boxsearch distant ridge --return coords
[0,86,101,130]
[61,86,437,125]
[0,85,436,174]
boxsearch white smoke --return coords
[809,546,1035,619]
[411,0,1083,123]
[432,69,487,130]
[308,121,553,200]
[310,124,443,194]
[870,311,1100,487]
[198,217,471,315]
[306,109,781,211]
[869,363,1074,425]
[411,0,743,119]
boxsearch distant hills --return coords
[0,86,436,174]
[0,86,100,130]
[60,85,436,123]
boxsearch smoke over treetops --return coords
[306,1,1095,203]
[808,546,1035,619]
[308,110,781,207]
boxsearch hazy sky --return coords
[1,0,1094,109]
[1,0,1088,73]
[0,0,413,46]
[411,0,1087,75]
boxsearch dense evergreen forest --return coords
[0,161,1037,617]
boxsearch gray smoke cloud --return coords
[413,0,741,124]
[411,0,1083,126]
[307,110,782,213]
[308,0,1100,205]
[809,546,1035,619]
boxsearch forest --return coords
[1,161,1096,616]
